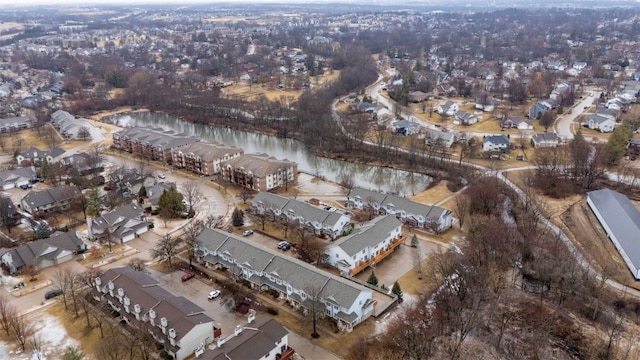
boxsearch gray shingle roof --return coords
[21,185,78,209]
[222,153,295,178]
[587,189,640,274]
[198,229,371,313]
[252,192,346,227]
[331,215,402,257]
[348,187,451,224]
[201,317,288,360]
[98,267,213,343]
[114,126,199,150]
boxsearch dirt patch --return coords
[562,200,640,289]
[410,180,452,205]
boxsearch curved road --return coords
[339,77,640,300]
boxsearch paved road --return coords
[554,88,601,140]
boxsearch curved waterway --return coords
[105,112,431,196]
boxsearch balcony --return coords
[349,235,406,276]
[277,346,295,360]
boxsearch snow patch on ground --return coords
[0,313,78,360]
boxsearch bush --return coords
[266,307,279,315]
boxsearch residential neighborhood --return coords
[2,2,640,359]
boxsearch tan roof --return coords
[222,153,295,177]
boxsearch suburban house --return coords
[21,185,79,214]
[16,147,65,166]
[324,215,404,276]
[501,117,534,130]
[0,167,36,190]
[107,168,156,195]
[425,129,456,148]
[408,91,429,103]
[0,115,34,133]
[171,142,243,176]
[531,133,562,148]
[587,114,616,133]
[0,231,84,274]
[353,101,377,113]
[437,100,459,116]
[221,153,297,192]
[587,189,640,279]
[628,138,640,156]
[528,99,558,119]
[475,97,495,112]
[201,317,294,360]
[143,182,176,211]
[50,110,87,139]
[596,106,620,122]
[196,229,375,332]
[252,192,351,239]
[93,267,217,360]
[391,120,421,136]
[346,188,452,232]
[453,110,481,126]
[482,135,511,152]
[60,152,101,174]
[87,203,150,243]
[112,126,200,163]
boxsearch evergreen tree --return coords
[606,126,632,165]
[158,187,185,218]
[367,272,379,286]
[392,281,403,303]
[411,234,418,247]
[232,207,244,227]
[86,188,102,217]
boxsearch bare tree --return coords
[127,257,146,271]
[204,214,223,229]
[9,312,34,351]
[0,294,16,336]
[28,332,45,360]
[52,267,78,312]
[97,333,128,360]
[454,194,470,229]
[23,262,40,282]
[150,234,181,267]
[304,285,325,339]
[239,189,252,204]
[43,126,61,150]
[183,219,204,267]
[181,181,202,212]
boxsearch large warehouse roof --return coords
[587,189,640,278]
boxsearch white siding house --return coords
[196,229,375,332]
[347,188,452,232]
[325,215,404,276]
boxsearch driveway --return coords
[355,232,449,288]
[554,88,601,139]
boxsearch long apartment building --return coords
[112,127,297,190]
[196,229,374,332]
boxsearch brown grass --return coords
[410,180,453,205]
[46,302,104,359]
[262,300,376,358]
[0,126,89,156]
[396,255,441,296]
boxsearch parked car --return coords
[44,289,63,300]
[158,173,166,179]
[13,282,25,289]
[207,290,221,300]
[181,272,196,282]
[19,184,32,190]
[242,230,254,236]
[277,241,291,251]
